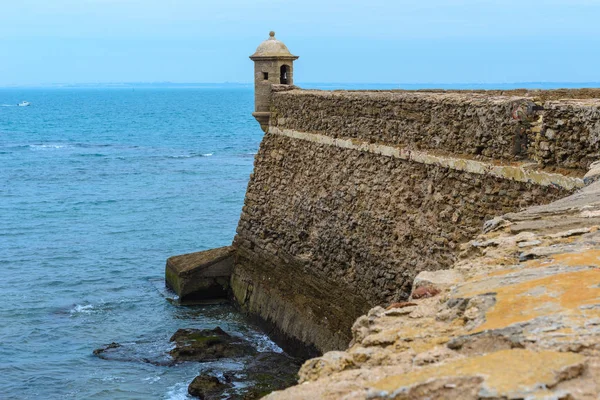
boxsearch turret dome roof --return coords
[250,32,298,60]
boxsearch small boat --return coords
[17,101,30,107]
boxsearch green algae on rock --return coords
[169,326,256,362]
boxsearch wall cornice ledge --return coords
[269,127,584,191]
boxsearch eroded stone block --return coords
[165,246,234,303]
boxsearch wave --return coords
[69,304,95,314]
[247,332,283,353]
[76,153,106,157]
[166,153,213,159]
[164,383,192,400]
[29,144,72,151]
[238,152,257,158]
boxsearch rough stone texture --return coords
[229,87,600,360]
[232,131,570,353]
[271,89,600,171]
[412,270,464,293]
[188,375,229,399]
[165,246,234,303]
[538,99,600,169]
[169,326,256,362]
[584,160,600,185]
[272,127,583,190]
[265,180,600,400]
[272,90,531,162]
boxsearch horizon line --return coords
[2,81,600,89]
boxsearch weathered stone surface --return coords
[226,86,600,392]
[169,327,256,362]
[271,127,583,190]
[410,286,440,300]
[272,90,535,162]
[93,341,174,366]
[412,270,463,294]
[583,160,600,185]
[273,90,600,170]
[165,246,234,302]
[188,352,301,399]
[232,131,569,353]
[188,375,229,399]
[368,349,585,399]
[265,180,600,399]
[539,99,600,169]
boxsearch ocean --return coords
[0,87,276,399]
[2,83,599,399]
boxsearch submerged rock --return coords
[93,327,301,398]
[92,341,174,366]
[240,352,301,399]
[92,342,121,356]
[188,374,230,399]
[187,351,301,399]
[169,326,257,362]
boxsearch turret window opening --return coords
[280,65,289,84]
[263,72,269,80]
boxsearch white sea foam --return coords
[29,144,71,150]
[164,382,192,400]
[168,153,213,159]
[249,332,283,353]
[70,304,94,314]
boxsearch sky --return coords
[1,0,600,85]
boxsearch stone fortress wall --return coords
[229,88,599,355]
[163,34,600,396]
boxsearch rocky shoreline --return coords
[94,325,302,398]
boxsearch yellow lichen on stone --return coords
[550,248,600,267]
[370,349,585,398]
[470,269,600,333]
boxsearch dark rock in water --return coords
[93,342,121,356]
[169,326,257,362]
[188,374,230,399]
[238,352,301,399]
[187,351,302,399]
[92,341,174,366]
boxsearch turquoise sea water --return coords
[0,88,273,399]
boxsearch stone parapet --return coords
[536,99,600,169]
[272,89,600,171]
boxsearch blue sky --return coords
[1,0,599,85]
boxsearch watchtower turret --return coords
[250,31,299,132]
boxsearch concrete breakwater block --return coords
[165,246,234,303]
